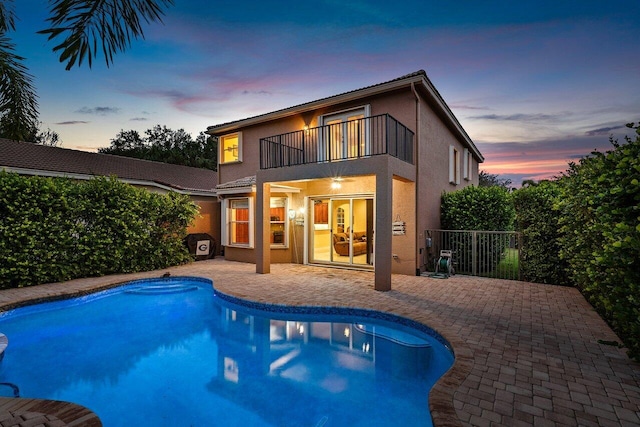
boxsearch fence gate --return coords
[424,230,522,280]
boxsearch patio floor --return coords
[0,258,639,426]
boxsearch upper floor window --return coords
[449,146,460,185]
[220,133,242,164]
[318,105,370,161]
[463,148,472,181]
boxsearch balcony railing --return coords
[259,114,414,169]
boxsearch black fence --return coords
[425,230,522,280]
[260,114,414,169]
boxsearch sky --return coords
[9,0,640,185]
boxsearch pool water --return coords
[0,277,453,426]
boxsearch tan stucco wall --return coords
[391,176,416,275]
[187,198,221,255]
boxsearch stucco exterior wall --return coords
[187,198,221,255]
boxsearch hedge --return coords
[441,185,515,274]
[512,181,570,285]
[557,123,640,359]
[0,173,198,288]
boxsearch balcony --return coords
[259,114,414,169]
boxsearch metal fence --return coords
[424,229,522,280]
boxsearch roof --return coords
[207,70,483,162]
[215,175,301,196]
[0,139,218,195]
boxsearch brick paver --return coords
[0,259,639,426]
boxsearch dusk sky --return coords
[10,0,640,185]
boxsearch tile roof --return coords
[0,138,218,194]
[216,175,256,190]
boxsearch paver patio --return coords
[0,258,638,426]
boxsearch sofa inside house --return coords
[333,232,368,256]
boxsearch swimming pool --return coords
[0,277,454,426]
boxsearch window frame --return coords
[463,148,472,181]
[317,105,371,161]
[449,145,461,185]
[219,132,242,165]
[223,197,254,248]
[269,196,289,248]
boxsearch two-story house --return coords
[207,70,483,291]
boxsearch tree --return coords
[99,125,218,170]
[557,122,640,359]
[0,0,173,142]
[478,170,513,189]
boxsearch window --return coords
[270,197,288,247]
[449,146,460,185]
[220,133,242,164]
[226,198,252,247]
[463,148,472,181]
[318,105,370,161]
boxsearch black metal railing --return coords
[259,114,414,169]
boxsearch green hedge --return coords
[441,185,515,273]
[557,123,640,359]
[512,181,570,285]
[0,173,198,288]
[441,185,515,231]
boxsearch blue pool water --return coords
[0,277,454,426]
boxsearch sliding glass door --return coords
[310,196,374,268]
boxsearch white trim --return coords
[219,132,243,164]
[223,196,254,248]
[449,146,460,185]
[463,148,472,181]
[317,105,370,161]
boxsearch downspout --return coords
[411,82,421,275]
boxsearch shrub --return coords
[512,181,570,285]
[441,185,515,231]
[440,185,515,274]
[557,123,640,359]
[0,173,198,288]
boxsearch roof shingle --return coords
[0,139,217,194]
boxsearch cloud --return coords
[585,125,625,136]
[54,120,89,125]
[75,106,121,115]
[130,117,149,121]
[475,133,617,185]
[450,104,491,111]
[469,113,567,123]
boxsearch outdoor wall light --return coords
[288,209,297,220]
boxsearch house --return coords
[0,138,220,253]
[207,70,483,291]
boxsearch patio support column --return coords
[374,169,393,291]
[256,182,271,274]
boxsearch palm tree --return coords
[0,0,173,142]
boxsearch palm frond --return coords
[0,0,16,32]
[0,32,39,141]
[38,0,174,70]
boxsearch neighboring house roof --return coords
[207,70,484,162]
[0,138,218,196]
